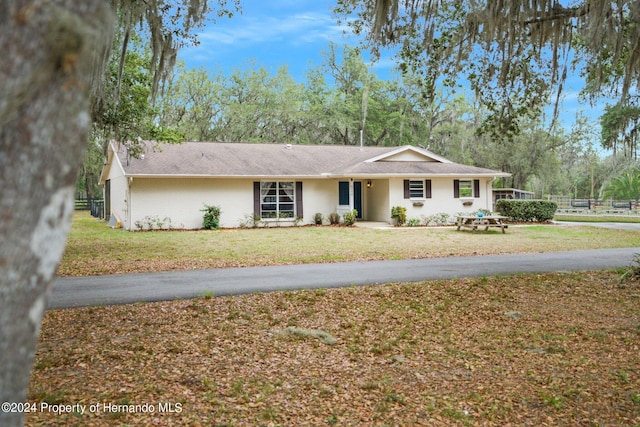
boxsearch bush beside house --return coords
[202,205,222,230]
[496,200,557,222]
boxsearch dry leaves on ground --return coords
[28,271,640,426]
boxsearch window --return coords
[459,180,473,197]
[404,180,432,199]
[454,179,480,198]
[409,180,425,198]
[260,181,295,219]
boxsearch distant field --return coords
[58,212,640,276]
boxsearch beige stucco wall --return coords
[110,175,496,230]
[364,179,390,221]
[103,159,129,227]
[128,178,253,229]
[302,180,339,223]
[126,178,346,230]
[388,177,495,222]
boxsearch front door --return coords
[354,181,363,219]
[338,181,363,219]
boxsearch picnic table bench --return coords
[456,215,509,233]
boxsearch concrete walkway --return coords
[49,247,639,310]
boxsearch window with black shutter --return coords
[254,181,298,219]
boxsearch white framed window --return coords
[409,180,425,198]
[260,181,295,219]
[459,180,473,197]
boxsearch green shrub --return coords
[238,213,261,228]
[342,209,358,226]
[422,212,451,226]
[313,212,324,225]
[495,199,557,222]
[407,217,421,227]
[620,253,640,282]
[135,215,172,230]
[391,206,407,226]
[328,212,341,225]
[202,204,222,229]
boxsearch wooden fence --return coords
[75,198,104,218]
[546,195,638,215]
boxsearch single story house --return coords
[99,141,510,230]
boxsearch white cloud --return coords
[197,11,351,48]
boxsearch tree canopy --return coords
[600,103,640,157]
[334,1,640,139]
[603,168,640,200]
[104,0,240,112]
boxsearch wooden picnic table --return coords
[456,215,508,233]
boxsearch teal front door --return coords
[354,181,363,219]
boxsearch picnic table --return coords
[456,215,508,233]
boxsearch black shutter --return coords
[425,179,432,199]
[453,179,460,198]
[296,181,303,218]
[404,180,410,199]
[253,182,260,216]
[338,182,349,205]
[474,179,480,198]
[104,179,111,220]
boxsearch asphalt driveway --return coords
[48,247,639,310]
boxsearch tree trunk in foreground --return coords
[0,2,112,426]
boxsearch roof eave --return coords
[332,172,511,178]
[122,171,511,179]
[123,173,327,179]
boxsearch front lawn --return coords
[58,212,640,276]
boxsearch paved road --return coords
[48,247,639,310]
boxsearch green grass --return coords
[58,212,640,276]
[554,214,640,223]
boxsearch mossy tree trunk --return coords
[0,2,113,426]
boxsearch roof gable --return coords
[364,146,451,164]
[99,143,125,185]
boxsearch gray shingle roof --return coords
[113,141,508,178]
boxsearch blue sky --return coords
[178,0,611,150]
[179,0,382,79]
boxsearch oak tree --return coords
[335,1,640,139]
[0,1,238,426]
[0,3,113,425]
